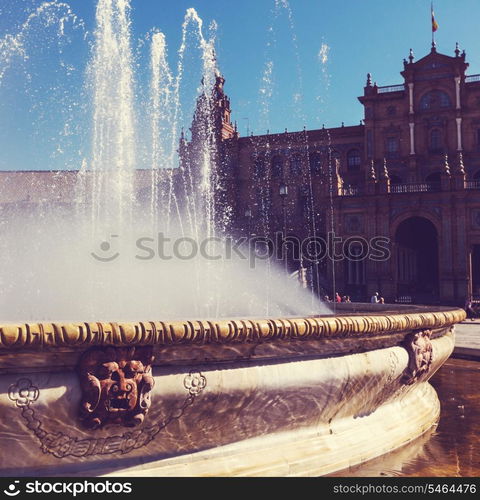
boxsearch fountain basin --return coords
[0,304,465,477]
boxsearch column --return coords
[408,83,414,114]
[409,122,415,155]
[455,76,461,110]
[456,117,463,151]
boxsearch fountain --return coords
[0,0,466,477]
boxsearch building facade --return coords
[2,43,480,306]
[181,43,480,306]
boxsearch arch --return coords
[420,90,451,111]
[395,216,439,302]
[346,149,361,169]
[391,210,441,238]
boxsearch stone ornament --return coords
[8,371,207,459]
[402,329,433,385]
[184,371,207,396]
[8,378,39,407]
[78,346,155,429]
[0,307,466,350]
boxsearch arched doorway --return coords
[395,216,439,303]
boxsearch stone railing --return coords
[337,181,444,197]
[390,182,440,193]
[340,186,360,196]
[465,74,480,83]
[377,84,405,93]
[466,180,480,189]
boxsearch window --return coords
[429,128,443,151]
[271,156,283,178]
[345,245,366,285]
[298,187,310,217]
[476,129,480,149]
[309,152,322,174]
[386,137,399,153]
[385,137,400,158]
[347,149,361,169]
[290,154,302,176]
[420,90,451,110]
[254,158,266,178]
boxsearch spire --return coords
[368,160,376,181]
[381,158,390,180]
[457,151,465,175]
[334,157,341,176]
[366,73,372,87]
[377,158,390,194]
[409,48,414,63]
[366,159,377,194]
[452,151,466,190]
[443,153,451,175]
[455,42,460,58]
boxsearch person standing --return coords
[370,292,380,304]
[465,297,476,321]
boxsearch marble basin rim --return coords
[0,303,466,476]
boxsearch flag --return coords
[431,3,439,32]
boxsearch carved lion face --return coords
[78,346,155,429]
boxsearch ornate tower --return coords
[179,69,238,233]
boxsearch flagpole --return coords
[431,1,438,49]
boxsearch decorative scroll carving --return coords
[402,330,433,385]
[78,346,155,429]
[0,308,466,350]
[8,371,206,459]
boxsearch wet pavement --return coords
[329,358,480,477]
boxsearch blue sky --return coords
[0,0,479,170]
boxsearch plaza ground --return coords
[453,319,480,359]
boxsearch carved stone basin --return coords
[0,303,466,477]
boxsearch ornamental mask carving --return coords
[402,330,433,385]
[78,346,155,429]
